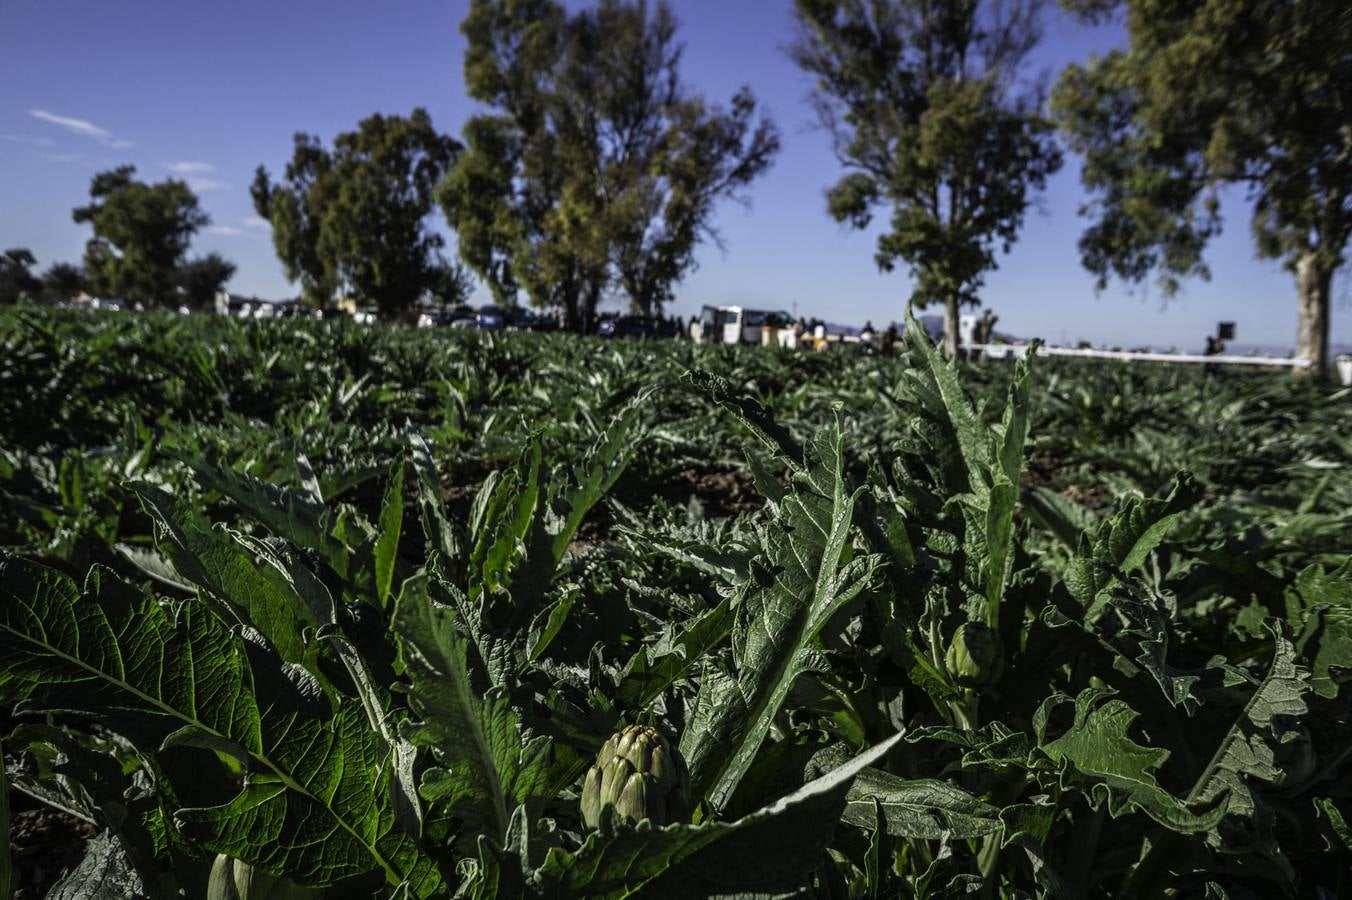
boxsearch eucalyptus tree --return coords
[72,167,209,306]
[40,262,88,303]
[175,253,236,309]
[0,248,40,304]
[1054,0,1352,378]
[791,0,1062,358]
[252,109,462,316]
[441,0,778,331]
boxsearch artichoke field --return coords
[0,308,1350,897]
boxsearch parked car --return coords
[418,306,476,328]
[506,307,560,332]
[598,315,671,339]
[469,304,506,331]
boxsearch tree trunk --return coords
[559,283,580,332]
[1294,252,1332,380]
[582,280,602,335]
[943,295,960,360]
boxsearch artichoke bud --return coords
[601,757,635,805]
[207,855,319,900]
[945,622,1005,689]
[581,725,689,828]
[616,772,652,822]
[579,765,605,827]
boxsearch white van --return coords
[698,305,794,345]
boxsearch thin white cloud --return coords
[30,109,110,139]
[46,151,86,164]
[243,215,270,230]
[187,177,228,192]
[2,133,55,147]
[29,109,135,149]
[165,161,215,174]
[209,225,244,236]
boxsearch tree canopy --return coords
[1053,0,1352,377]
[0,248,40,305]
[252,109,463,317]
[40,262,88,303]
[441,0,779,330]
[175,253,237,309]
[72,166,210,306]
[791,0,1062,358]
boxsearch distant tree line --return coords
[17,0,1347,376]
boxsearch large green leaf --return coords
[1187,628,1310,820]
[615,596,735,711]
[167,452,355,583]
[896,315,1033,626]
[841,770,1002,840]
[898,315,993,501]
[680,415,881,811]
[1040,688,1225,832]
[394,575,552,844]
[0,556,440,894]
[1288,561,1352,699]
[1064,474,1198,607]
[44,830,164,900]
[129,483,324,669]
[374,454,407,606]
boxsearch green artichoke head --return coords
[580,724,689,828]
[946,622,1005,689]
[207,855,320,900]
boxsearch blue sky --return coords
[1,0,1346,351]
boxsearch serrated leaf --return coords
[129,483,321,668]
[841,771,1002,839]
[166,451,355,583]
[408,431,459,565]
[1040,689,1226,832]
[615,596,735,711]
[1288,561,1352,699]
[1188,627,1310,820]
[680,413,881,811]
[1065,475,1198,606]
[681,370,804,469]
[394,575,551,844]
[0,556,439,894]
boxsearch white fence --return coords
[962,343,1312,369]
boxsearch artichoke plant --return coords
[946,622,1005,690]
[580,724,689,828]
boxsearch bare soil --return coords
[8,791,98,899]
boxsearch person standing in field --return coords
[1203,334,1224,378]
[881,322,899,355]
